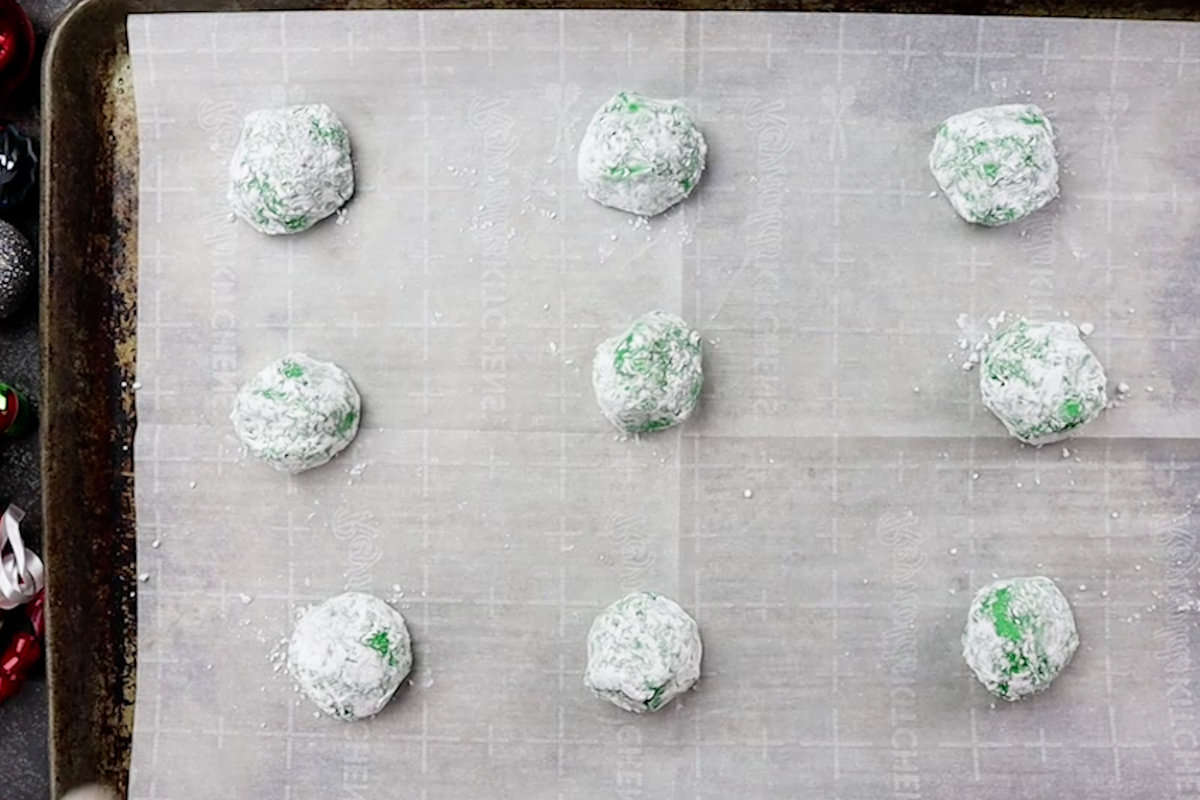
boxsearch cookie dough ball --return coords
[585,591,701,713]
[962,576,1078,701]
[577,92,706,217]
[228,104,354,235]
[288,592,413,720]
[980,319,1107,445]
[929,104,1058,226]
[231,353,361,473]
[592,310,703,434]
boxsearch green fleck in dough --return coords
[979,319,1107,445]
[585,591,702,713]
[231,353,362,473]
[365,630,398,666]
[983,587,1023,642]
[336,410,358,437]
[592,310,703,435]
[929,104,1059,226]
[963,577,1078,701]
[228,104,354,235]
[288,592,412,720]
[577,91,707,217]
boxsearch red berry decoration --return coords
[0,589,44,704]
[0,0,33,104]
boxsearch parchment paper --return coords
[127,11,1200,798]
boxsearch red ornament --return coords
[0,382,32,437]
[0,588,44,704]
[0,0,33,103]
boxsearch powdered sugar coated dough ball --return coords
[577,91,706,217]
[963,576,1078,701]
[288,592,413,720]
[230,353,361,473]
[228,103,354,235]
[585,591,702,713]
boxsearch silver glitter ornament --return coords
[0,219,32,319]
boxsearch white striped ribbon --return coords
[0,504,44,610]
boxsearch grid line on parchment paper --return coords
[132,446,1200,475]
[826,15,850,797]
[552,14,568,796]
[138,580,1160,613]
[965,246,985,558]
[1166,33,1200,79]
[199,16,236,69]
[283,508,298,800]
[140,153,196,228]
[138,101,176,142]
[1100,24,1119,785]
[416,39,434,796]
[690,15,706,797]
[133,14,184,88]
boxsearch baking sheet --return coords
[126,10,1200,798]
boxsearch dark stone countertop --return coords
[1,1,76,797]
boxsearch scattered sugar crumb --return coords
[1117,382,1131,394]
[1078,322,1095,337]
[239,593,254,605]
[1061,447,1070,458]
[151,538,161,549]
[743,489,754,499]
[138,573,150,582]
